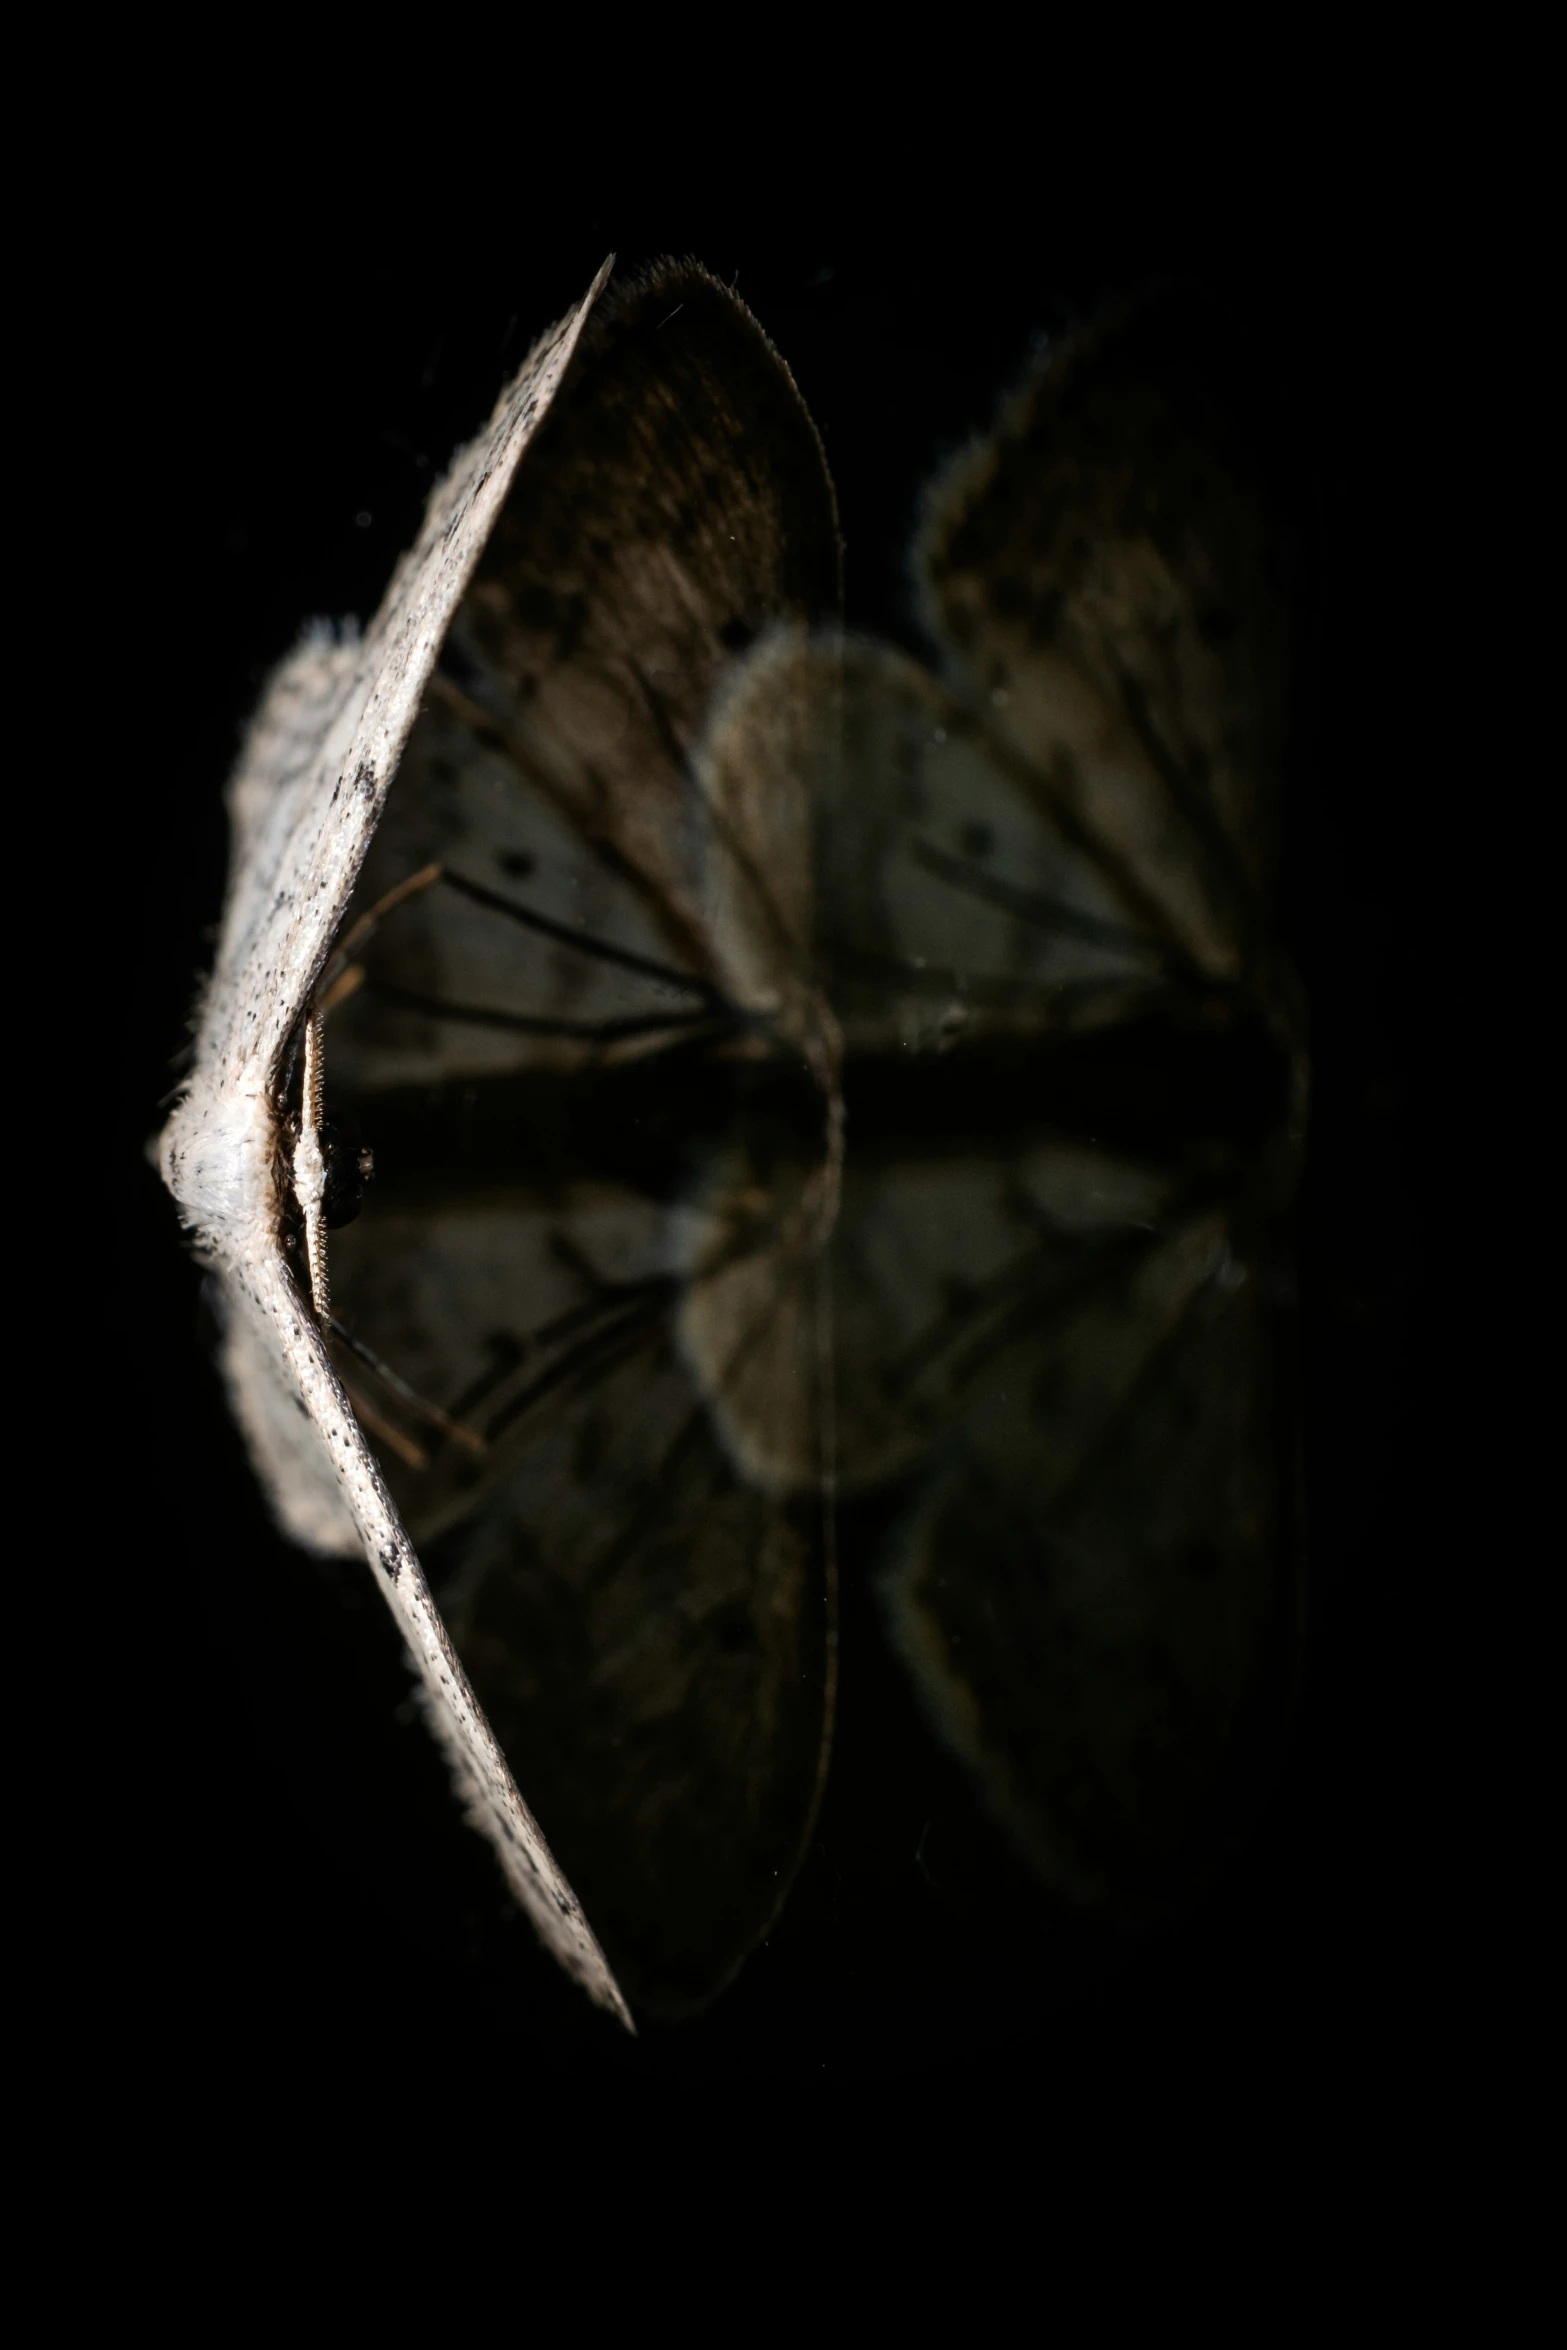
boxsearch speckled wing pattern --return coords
[159,261,636,2025]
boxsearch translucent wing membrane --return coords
[826,292,1307,1911]
[709,631,1183,1055]
[329,262,840,1090]
[313,263,844,2014]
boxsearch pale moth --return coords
[159,259,634,2027]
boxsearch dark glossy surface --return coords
[115,211,1439,2089]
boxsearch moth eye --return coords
[497,848,537,878]
[319,1108,371,1230]
[718,616,758,654]
[959,821,996,859]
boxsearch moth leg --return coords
[314,860,445,1017]
[327,1315,486,1457]
[338,1376,428,1472]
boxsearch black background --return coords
[108,188,1441,2093]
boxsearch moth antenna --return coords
[292,1013,331,1321]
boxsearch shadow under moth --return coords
[161,255,1306,2027]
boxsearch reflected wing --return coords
[316,263,844,2014]
[915,289,1293,983]
[834,1143,1302,1910]
[706,631,1182,1055]
[329,260,841,1087]
[712,296,1305,1918]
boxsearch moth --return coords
[163,256,1305,2026]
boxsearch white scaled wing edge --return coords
[159,260,633,2026]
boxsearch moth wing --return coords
[326,1131,834,2018]
[163,264,632,2024]
[328,259,842,1088]
[692,628,1175,1058]
[186,259,613,1100]
[221,1242,632,2020]
[916,290,1293,982]
[326,688,720,1091]
[317,264,844,2013]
